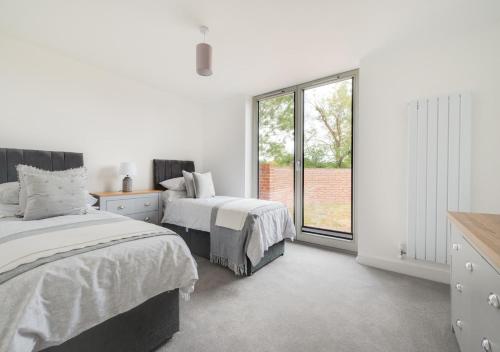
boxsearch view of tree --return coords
[258,79,352,169]
[304,79,352,168]
[258,94,294,166]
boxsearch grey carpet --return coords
[156,242,459,352]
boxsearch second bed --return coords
[153,159,296,275]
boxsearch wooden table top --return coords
[448,212,500,272]
[91,190,162,197]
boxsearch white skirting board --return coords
[407,93,471,265]
[356,255,450,284]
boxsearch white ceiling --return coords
[1,0,499,102]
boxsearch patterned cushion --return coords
[22,170,88,221]
[17,165,87,218]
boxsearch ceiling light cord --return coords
[200,25,209,43]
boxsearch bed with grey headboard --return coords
[0,148,180,352]
[153,158,286,276]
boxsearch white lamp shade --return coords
[119,162,137,176]
[196,43,212,76]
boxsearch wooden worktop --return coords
[91,190,161,197]
[448,212,500,272]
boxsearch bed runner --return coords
[0,217,175,284]
[215,198,281,230]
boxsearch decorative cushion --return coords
[160,177,186,191]
[192,172,216,199]
[22,171,88,221]
[182,171,196,198]
[0,182,19,205]
[17,165,87,217]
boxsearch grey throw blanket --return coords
[209,200,285,275]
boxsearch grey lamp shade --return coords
[196,43,212,76]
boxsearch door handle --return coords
[295,160,301,172]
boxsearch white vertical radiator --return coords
[407,93,471,264]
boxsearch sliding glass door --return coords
[255,70,356,248]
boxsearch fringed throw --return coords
[210,254,247,276]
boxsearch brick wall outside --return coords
[259,164,352,210]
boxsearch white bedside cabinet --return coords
[91,190,162,225]
[448,212,500,352]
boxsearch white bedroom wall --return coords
[0,34,204,192]
[356,23,500,282]
[201,95,250,197]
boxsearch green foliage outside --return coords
[258,79,352,169]
[258,94,295,166]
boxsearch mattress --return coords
[0,210,198,352]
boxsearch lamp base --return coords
[122,176,133,192]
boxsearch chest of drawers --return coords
[449,212,500,352]
[91,190,162,225]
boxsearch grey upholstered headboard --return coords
[153,159,195,190]
[0,148,84,184]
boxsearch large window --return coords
[255,71,356,243]
[258,92,295,218]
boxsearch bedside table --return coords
[91,190,162,225]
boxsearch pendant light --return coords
[196,25,213,76]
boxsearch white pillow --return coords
[23,171,88,221]
[0,182,19,204]
[192,172,216,199]
[161,190,187,203]
[17,165,88,216]
[0,203,19,219]
[86,193,98,207]
[182,170,196,198]
[160,177,186,191]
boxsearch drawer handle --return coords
[455,283,463,292]
[144,217,151,222]
[465,262,474,272]
[452,243,461,251]
[456,319,463,329]
[118,205,125,210]
[482,338,492,352]
[488,293,500,309]
[144,202,152,207]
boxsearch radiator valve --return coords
[399,243,407,259]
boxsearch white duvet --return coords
[0,210,198,352]
[162,195,296,266]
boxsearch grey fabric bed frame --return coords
[0,148,179,352]
[153,159,285,276]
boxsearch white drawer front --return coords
[470,250,500,352]
[450,232,477,352]
[128,210,158,224]
[106,199,136,215]
[134,196,158,213]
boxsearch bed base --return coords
[163,223,285,276]
[41,289,179,352]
